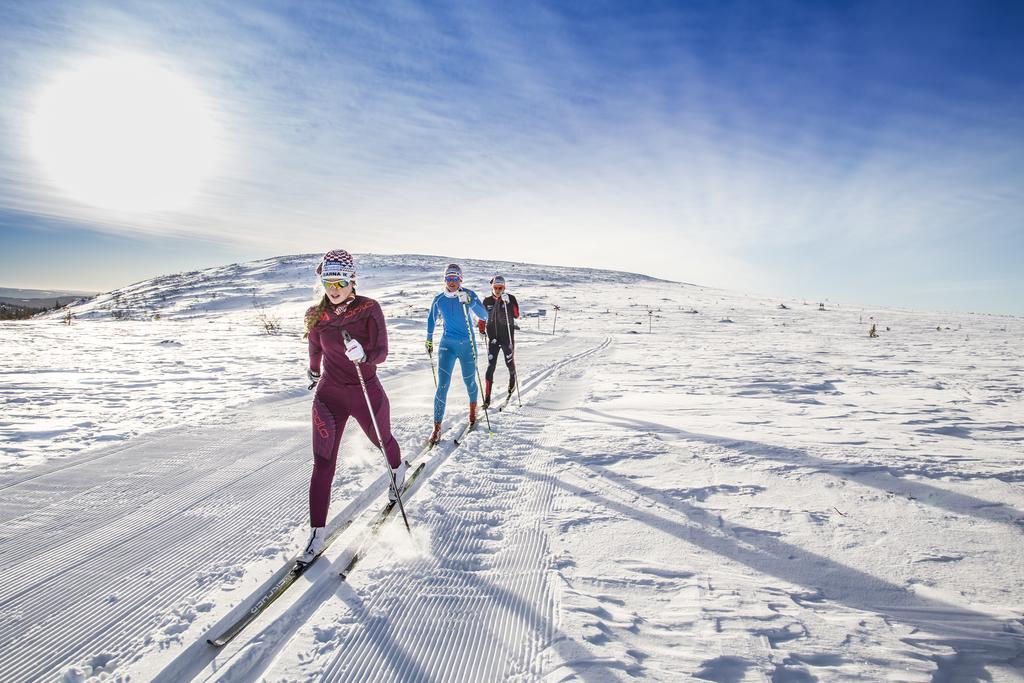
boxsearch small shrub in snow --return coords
[252,296,281,335]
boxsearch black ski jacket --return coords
[481,294,519,341]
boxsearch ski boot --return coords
[428,421,442,446]
[297,526,326,566]
[469,402,478,426]
[481,380,493,410]
[389,461,409,502]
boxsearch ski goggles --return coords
[444,274,462,283]
[322,278,351,290]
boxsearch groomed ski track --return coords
[0,332,609,682]
[175,335,611,682]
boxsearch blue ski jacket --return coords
[427,288,488,342]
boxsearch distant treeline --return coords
[0,300,66,320]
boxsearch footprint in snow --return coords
[61,653,119,682]
[314,625,339,643]
[693,655,752,682]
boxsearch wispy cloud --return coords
[0,0,1021,312]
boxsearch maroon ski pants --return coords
[310,378,401,527]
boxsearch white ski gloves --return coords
[500,293,510,303]
[345,337,366,363]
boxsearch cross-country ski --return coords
[338,462,426,580]
[451,420,478,445]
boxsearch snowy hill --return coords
[5,253,662,467]
[1,254,1022,681]
[36,253,663,323]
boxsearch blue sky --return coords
[0,0,1021,314]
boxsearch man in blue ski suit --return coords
[426,263,488,444]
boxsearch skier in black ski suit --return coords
[477,274,519,409]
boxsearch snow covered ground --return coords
[1,253,1022,681]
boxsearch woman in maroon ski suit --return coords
[299,250,404,564]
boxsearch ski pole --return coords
[427,343,437,388]
[463,299,492,434]
[343,330,412,533]
[427,299,438,388]
[503,298,522,407]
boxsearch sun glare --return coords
[30,55,219,213]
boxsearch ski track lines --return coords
[0,352,454,682]
[0,426,306,681]
[314,336,609,682]
[208,335,610,682]
[0,414,322,682]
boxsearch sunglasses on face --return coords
[322,278,351,290]
[445,275,462,283]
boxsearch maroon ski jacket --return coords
[307,295,389,385]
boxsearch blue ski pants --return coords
[433,336,478,422]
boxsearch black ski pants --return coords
[484,336,516,396]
